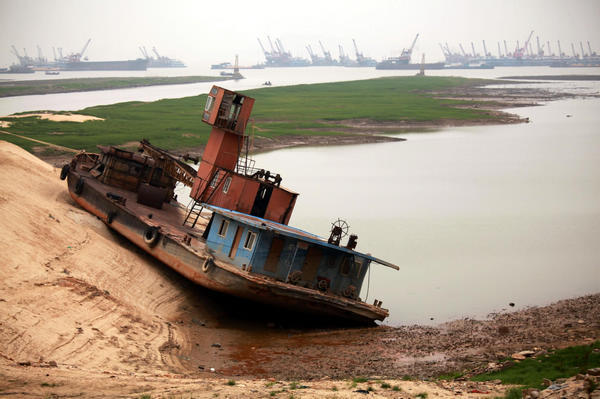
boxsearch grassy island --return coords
[0,76,511,154]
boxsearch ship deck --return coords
[81,170,210,239]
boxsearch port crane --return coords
[10,45,24,65]
[257,38,271,59]
[139,46,150,59]
[319,40,333,62]
[353,39,364,62]
[401,33,419,59]
[65,38,91,62]
[305,44,320,64]
[514,31,534,58]
[152,47,164,61]
[338,44,351,65]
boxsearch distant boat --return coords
[45,70,60,75]
[57,59,148,71]
[376,60,445,70]
[0,64,35,74]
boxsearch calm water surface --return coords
[252,98,600,325]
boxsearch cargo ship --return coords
[58,58,148,71]
[0,64,35,74]
[139,46,186,68]
[61,86,397,324]
[376,60,445,70]
[257,37,311,67]
[375,34,445,70]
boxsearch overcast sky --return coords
[1,0,599,67]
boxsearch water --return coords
[1,65,599,116]
[2,66,599,325]
[252,98,600,325]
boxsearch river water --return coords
[2,66,599,325]
[253,97,600,325]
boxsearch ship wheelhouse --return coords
[203,205,395,302]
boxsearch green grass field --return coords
[0,76,229,97]
[0,76,500,153]
[472,341,600,389]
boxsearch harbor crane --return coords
[10,45,33,65]
[338,44,351,65]
[257,38,270,58]
[514,31,534,58]
[306,44,319,63]
[482,40,490,57]
[557,41,563,58]
[267,36,277,55]
[401,33,419,58]
[471,42,478,57]
[67,38,91,62]
[319,40,333,62]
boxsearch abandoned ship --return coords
[61,86,398,323]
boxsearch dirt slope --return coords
[0,140,204,376]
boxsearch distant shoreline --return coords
[0,75,231,98]
[500,74,600,81]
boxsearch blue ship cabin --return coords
[203,204,398,300]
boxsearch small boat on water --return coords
[61,86,398,323]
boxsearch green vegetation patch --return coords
[472,341,600,389]
[1,76,501,153]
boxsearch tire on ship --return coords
[74,177,84,195]
[143,226,160,247]
[343,285,357,300]
[60,164,70,180]
[201,257,213,273]
[317,279,329,292]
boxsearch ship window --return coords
[205,96,215,113]
[355,259,363,278]
[340,257,351,276]
[209,172,219,188]
[217,219,229,237]
[223,176,232,194]
[243,231,257,251]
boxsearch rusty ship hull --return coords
[61,86,397,324]
[65,166,389,323]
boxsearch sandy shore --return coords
[0,140,598,398]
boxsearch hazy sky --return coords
[1,0,599,66]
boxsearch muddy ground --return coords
[0,140,598,398]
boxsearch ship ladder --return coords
[183,170,231,228]
[183,199,204,228]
